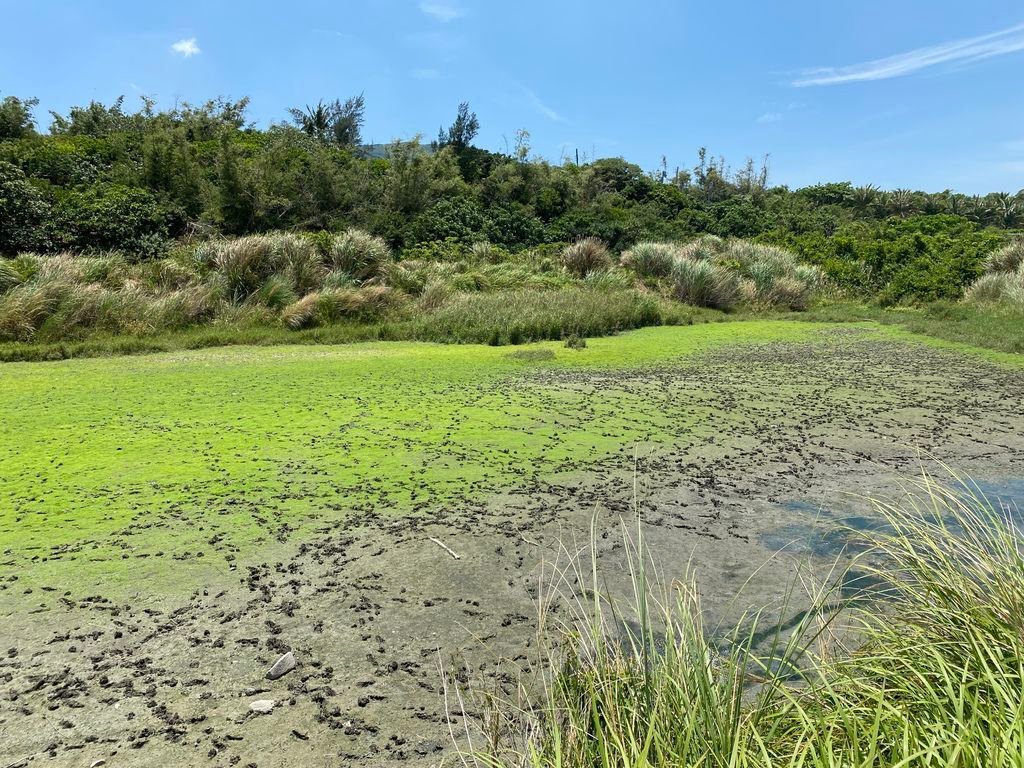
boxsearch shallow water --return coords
[762,477,1024,562]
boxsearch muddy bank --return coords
[3,331,1023,767]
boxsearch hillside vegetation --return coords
[1,94,1022,360]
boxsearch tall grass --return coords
[404,288,661,345]
[618,238,825,311]
[620,242,677,278]
[561,238,613,278]
[966,239,1024,306]
[671,257,740,310]
[462,471,1024,767]
[0,233,824,348]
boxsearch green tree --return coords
[0,95,39,139]
[437,102,479,151]
[0,161,51,253]
[217,133,254,233]
[288,95,365,148]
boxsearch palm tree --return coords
[921,194,943,215]
[944,191,967,217]
[989,192,1020,228]
[289,101,332,141]
[887,188,918,218]
[850,184,879,217]
[964,195,989,224]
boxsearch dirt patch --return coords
[3,331,1023,767]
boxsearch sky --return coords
[2,0,1023,194]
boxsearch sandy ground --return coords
[3,330,1023,767]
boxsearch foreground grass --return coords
[467,473,1024,767]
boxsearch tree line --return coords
[1,92,1019,303]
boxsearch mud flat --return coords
[2,324,1023,766]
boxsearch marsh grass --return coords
[403,288,663,345]
[460,470,1024,767]
[561,238,613,278]
[966,238,1024,307]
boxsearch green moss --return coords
[0,322,821,598]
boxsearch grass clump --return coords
[966,238,1024,306]
[670,255,740,310]
[464,471,1024,767]
[620,241,677,278]
[327,229,393,281]
[406,287,660,345]
[560,237,612,278]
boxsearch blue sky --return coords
[2,0,1023,193]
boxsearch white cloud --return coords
[521,86,564,122]
[792,22,1024,86]
[756,111,782,124]
[419,1,463,22]
[171,37,201,57]
[412,68,440,80]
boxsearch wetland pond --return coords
[2,322,1023,767]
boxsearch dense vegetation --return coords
[470,476,1024,767]
[1,93,1020,310]
[0,230,824,347]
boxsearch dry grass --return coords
[561,238,612,278]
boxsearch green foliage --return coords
[620,241,676,278]
[50,183,173,255]
[0,95,39,139]
[1,90,1020,308]
[406,287,661,344]
[0,161,51,253]
[288,95,365,147]
[327,229,392,280]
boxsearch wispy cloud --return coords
[756,111,782,124]
[412,68,440,80]
[521,86,564,122]
[171,37,201,57]
[419,1,463,22]
[792,22,1024,86]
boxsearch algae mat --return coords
[2,322,1023,767]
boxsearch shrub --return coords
[49,183,174,255]
[765,276,813,310]
[282,286,398,329]
[418,280,451,311]
[469,240,508,264]
[670,256,739,310]
[316,285,397,322]
[560,237,612,277]
[212,235,282,302]
[675,234,725,262]
[620,241,676,278]
[563,333,586,350]
[0,161,51,254]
